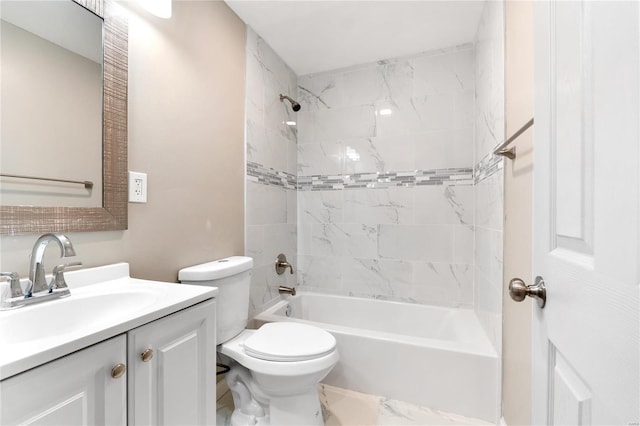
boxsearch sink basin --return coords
[0,263,217,380]
[0,290,158,344]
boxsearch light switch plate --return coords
[128,171,147,203]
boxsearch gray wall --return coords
[0,1,247,283]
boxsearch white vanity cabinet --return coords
[0,299,216,426]
[0,335,128,425]
[128,299,216,426]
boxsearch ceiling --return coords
[225,0,486,76]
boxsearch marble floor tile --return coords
[216,379,234,426]
[215,381,492,426]
[319,384,382,426]
[378,398,492,425]
[320,384,493,426]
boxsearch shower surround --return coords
[473,0,505,354]
[244,1,504,356]
[296,45,476,309]
[244,28,298,316]
[294,2,504,357]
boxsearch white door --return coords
[0,336,127,425]
[127,300,216,426]
[532,1,639,424]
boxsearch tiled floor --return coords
[217,381,492,425]
[216,379,235,426]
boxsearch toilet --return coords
[179,256,338,426]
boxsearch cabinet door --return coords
[0,335,127,426]
[128,299,216,426]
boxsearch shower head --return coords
[279,94,301,112]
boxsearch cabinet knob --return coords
[111,363,126,379]
[141,348,154,362]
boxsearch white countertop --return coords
[0,263,217,380]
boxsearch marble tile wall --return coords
[474,1,505,357]
[296,45,477,307]
[245,28,298,316]
[244,6,504,355]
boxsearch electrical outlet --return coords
[128,171,147,203]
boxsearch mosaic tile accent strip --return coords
[247,162,296,190]
[474,151,503,184]
[247,157,501,191]
[297,167,474,191]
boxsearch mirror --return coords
[0,0,128,234]
[1,0,103,208]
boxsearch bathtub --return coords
[254,293,499,423]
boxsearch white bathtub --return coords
[254,293,499,423]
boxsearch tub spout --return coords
[278,286,296,296]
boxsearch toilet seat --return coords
[219,326,339,376]
[244,322,336,362]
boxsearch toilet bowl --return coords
[179,257,338,426]
[220,323,338,425]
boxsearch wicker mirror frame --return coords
[0,0,128,235]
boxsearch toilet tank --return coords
[178,256,253,345]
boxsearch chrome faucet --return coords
[26,233,77,297]
[0,233,80,310]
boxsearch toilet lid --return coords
[243,323,336,362]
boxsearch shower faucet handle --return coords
[275,253,294,275]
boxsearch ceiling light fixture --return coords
[137,0,172,19]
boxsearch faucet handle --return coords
[50,262,83,291]
[0,272,23,298]
[275,254,295,275]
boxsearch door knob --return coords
[509,276,546,308]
